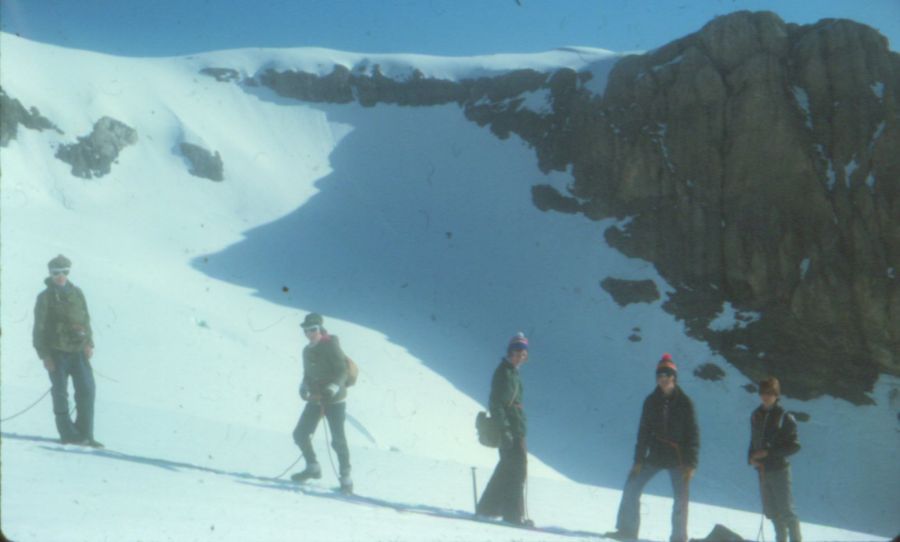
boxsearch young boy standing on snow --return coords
[607,354,699,542]
[476,332,530,526]
[291,313,353,493]
[32,254,103,448]
[749,377,802,542]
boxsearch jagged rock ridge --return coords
[557,11,899,403]
[0,87,61,147]
[201,11,897,403]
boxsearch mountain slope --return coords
[0,33,895,539]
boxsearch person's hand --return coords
[751,450,768,460]
[682,467,695,482]
[42,357,55,372]
[84,345,94,360]
[323,383,340,399]
[500,431,514,450]
[299,383,310,400]
[629,463,643,478]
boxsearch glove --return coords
[299,382,310,400]
[500,431,514,450]
[682,467,695,482]
[323,383,340,399]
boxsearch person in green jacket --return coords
[290,313,353,492]
[32,255,102,447]
[476,332,530,525]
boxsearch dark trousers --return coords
[615,464,690,542]
[47,349,95,442]
[476,437,527,523]
[292,401,350,474]
[760,466,801,542]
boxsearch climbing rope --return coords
[1,387,52,422]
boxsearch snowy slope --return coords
[0,34,894,541]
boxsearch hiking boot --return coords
[604,531,637,541]
[290,463,322,483]
[339,472,353,494]
[84,439,104,449]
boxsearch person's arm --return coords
[682,396,700,469]
[322,338,348,399]
[490,368,515,423]
[33,293,52,367]
[632,397,651,469]
[769,411,801,458]
[79,288,94,357]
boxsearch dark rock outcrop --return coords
[600,277,661,306]
[0,87,61,146]
[55,116,138,179]
[694,362,727,381]
[179,142,224,182]
[209,11,897,403]
[556,11,898,403]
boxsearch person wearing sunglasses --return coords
[291,312,353,493]
[607,353,699,542]
[32,254,102,448]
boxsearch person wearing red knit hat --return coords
[606,353,700,542]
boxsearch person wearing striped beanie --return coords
[476,332,531,526]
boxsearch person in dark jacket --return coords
[290,313,353,492]
[749,377,801,542]
[32,255,103,448]
[476,332,530,525]
[608,354,699,542]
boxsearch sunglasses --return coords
[303,325,321,333]
[656,370,676,378]
[50,268,70,276]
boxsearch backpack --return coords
[345,356,359,387]
[475,411,501,448]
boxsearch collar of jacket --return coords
[653,385,682,400]
[44,277,74,292]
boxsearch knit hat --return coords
[759,377,781,396]
[656,353,677,375]
[300,313,324,329]
[507,332,529,352]
[47,254,72,272]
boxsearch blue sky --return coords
[2,0,898,56]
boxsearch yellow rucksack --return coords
[345,356,359,387]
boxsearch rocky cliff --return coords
[554,11,899,403]
[245,11,898,403]
[7,11,893,403]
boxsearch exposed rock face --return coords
[207,11,896,403]
[694,362,726,381]
[600,277,661,306]
[0,87,61,146]
[561,12,899,403]
[55,116,138,179]
[179,142,224,182]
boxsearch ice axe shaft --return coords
[471,466,478,513]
